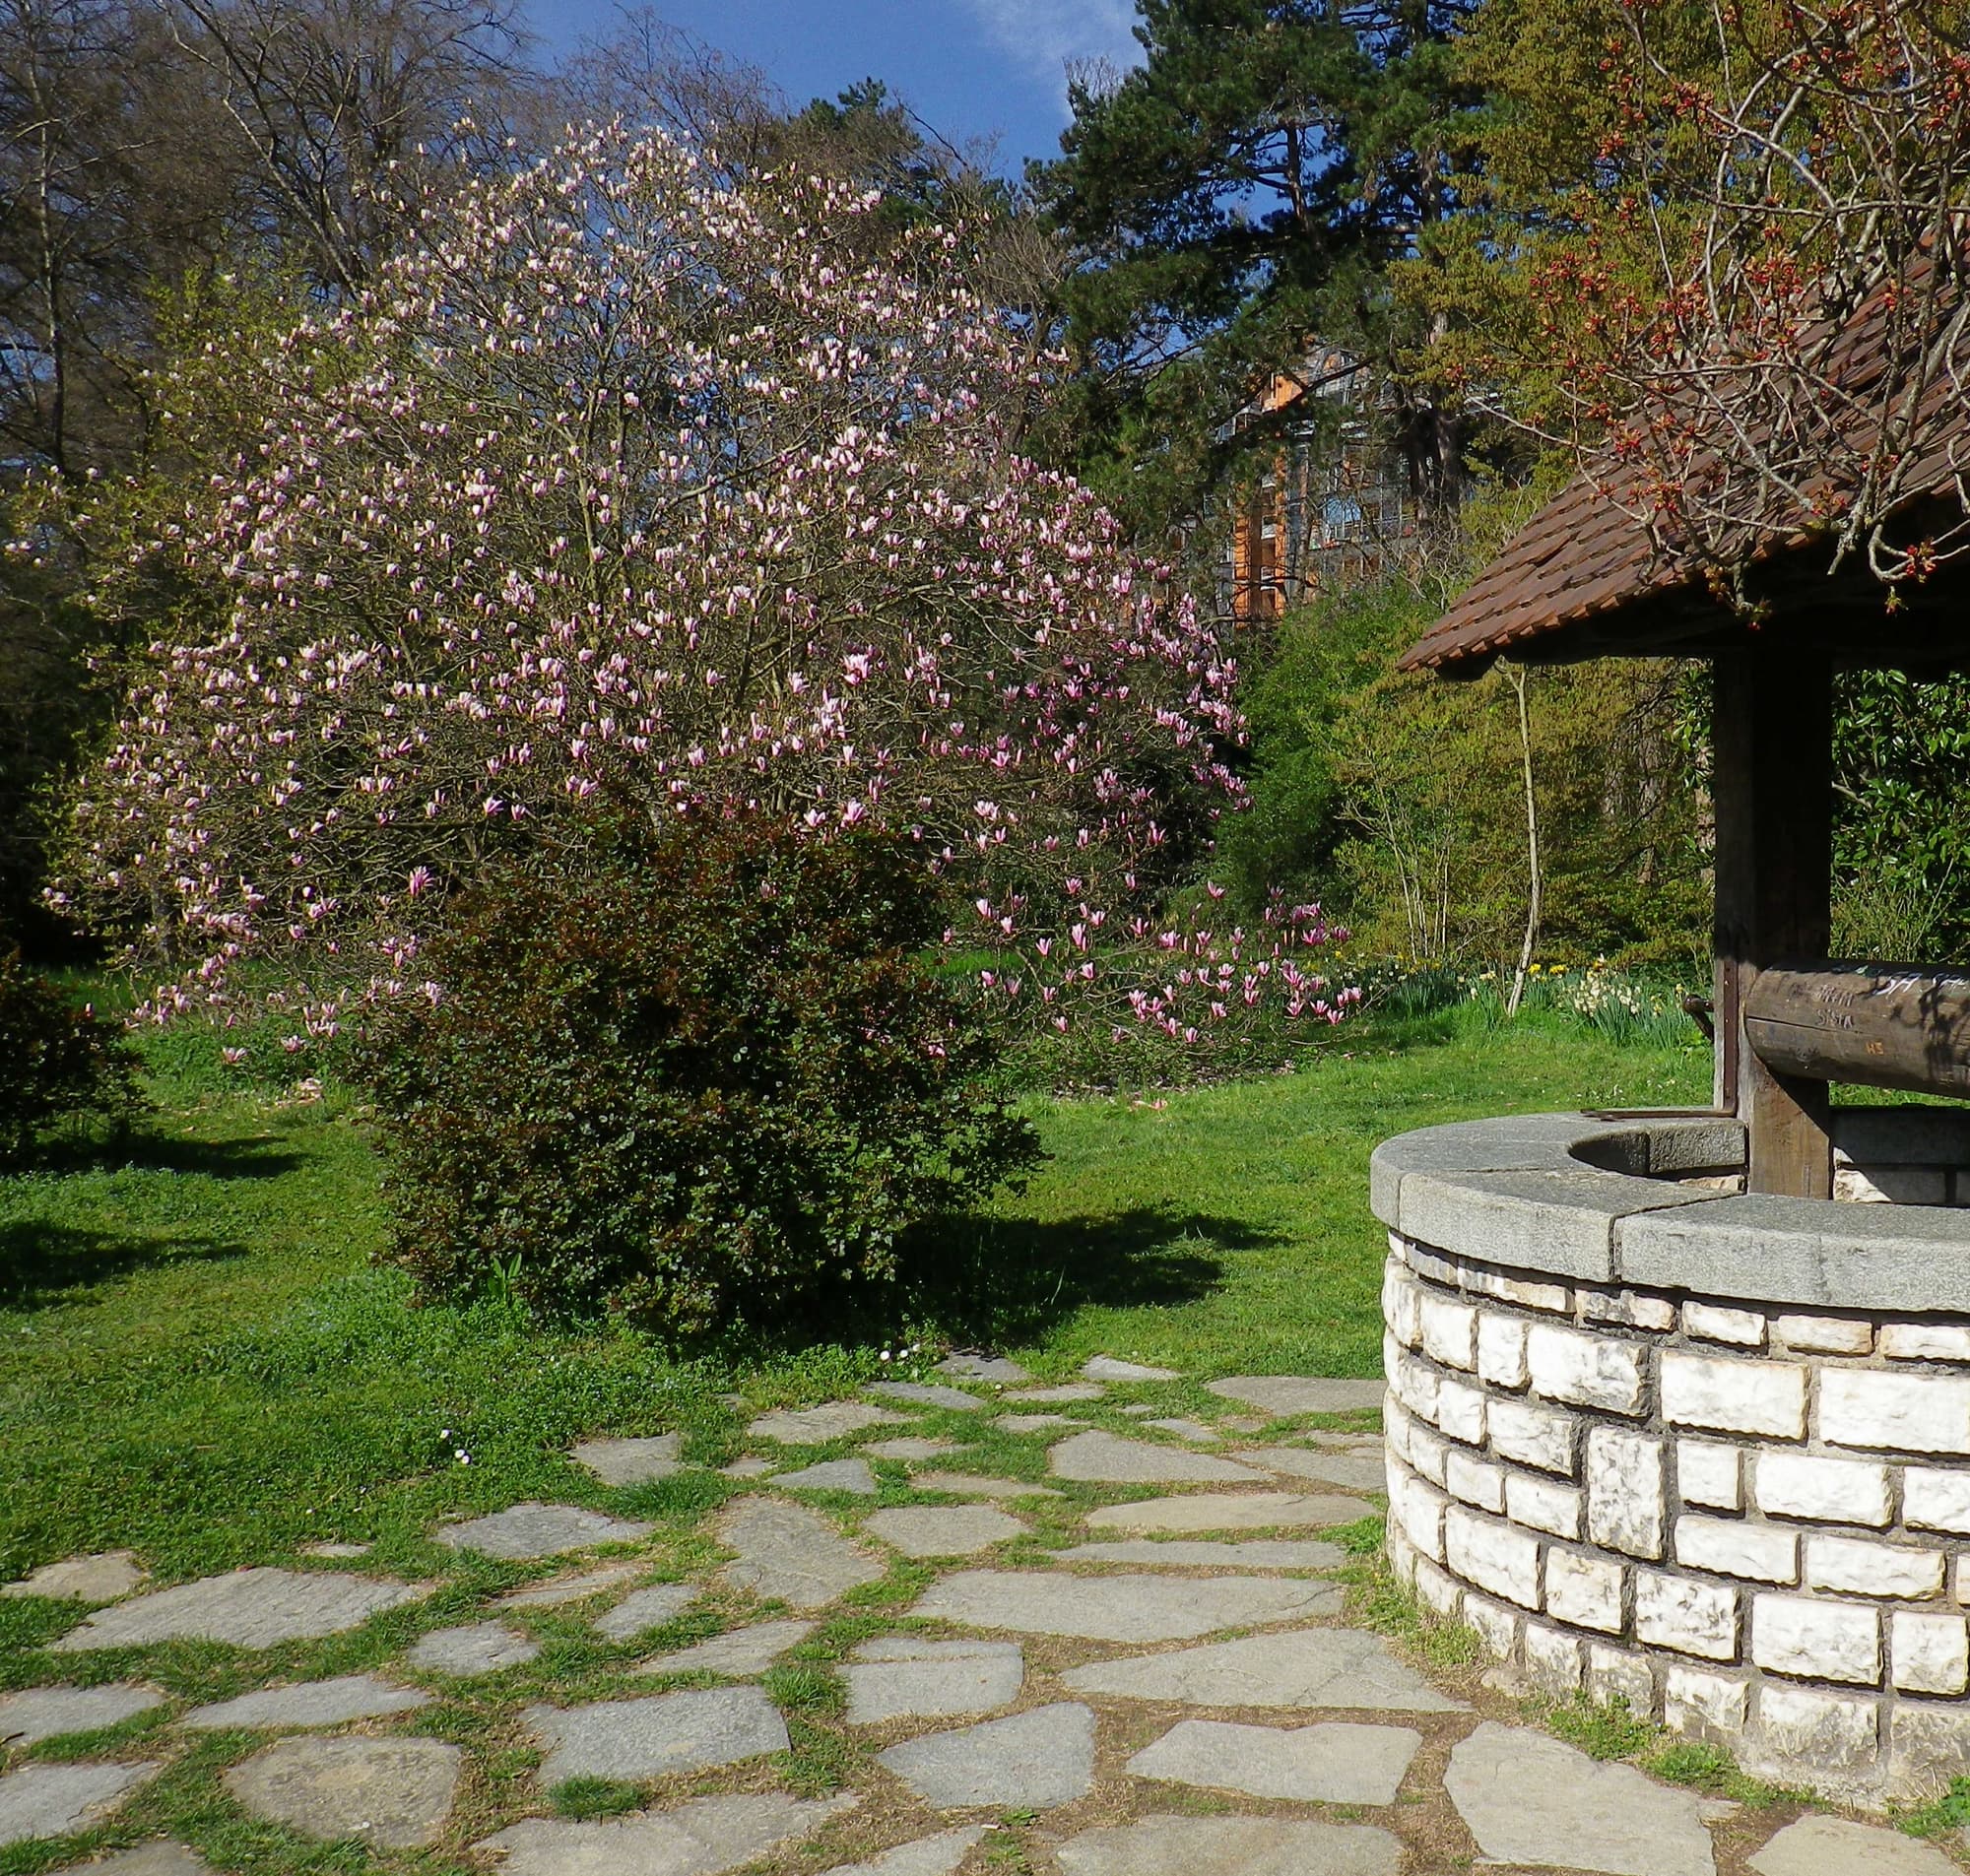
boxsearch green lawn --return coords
[0,1008,1707,1586]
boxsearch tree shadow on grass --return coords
[0,1220,247,1310]
[23,1126,303,1182]
[892,1205,1283,1349]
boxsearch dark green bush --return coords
[0,949,144,1166]
[356,812,1041,1332]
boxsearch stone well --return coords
[1373,1108,1970,1805]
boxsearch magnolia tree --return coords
[1514,0,1970,601]
[58,123,1347,1062]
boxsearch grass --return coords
[0,1002,1707,1581]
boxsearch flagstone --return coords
[493,1562,642,1608]
[592,1584,698,1643]
[298,1542,371,1559]
[58,1844,213,1874]
[721,1457,775,1478]
[1003,1384,1104,1402]
[1061,1629,1464,1711]
[863,1438,955,1461]
[406,1621,541,1675]
[1749,1817,1957,1875]
[911,1569,1338,1642]
[1205,1377,1385,1417]
[1127,1718,1421,1805]
[0,1683,164,1747]
[1084,1492,1370,1533]
[1047,1431,1270,1484]
[1050,1539,1345,1570]
[1054,1814,1403,1876]
[49,1567,426,1652]
[1144,1418,1221,1442]
[223,1737,461,1848]
[572,1435,684,1485]
[525,1687,787,1782]
[842,1638,1024,1723]
[865,1382,988,1410]
[432,1503,653,1561]
[636,1619,813,1678]
[937,1355,1031,1383]
[877,1702,1095,1808]
[1236,1449,1387,1492]
[182,1672,429,1730]
[474,1793,854,1876]
[748,1401,905,1444]
[909,1472,1061,1500]
[717,1499,885,1608]
[821,1827,988,1876]
[1218,1414,1273,1434]
[864,1506,1026,1558]
[995,1414,1076,1433]
[1444,1722,1718,1876]
[1083,1356,1180,1382]
[0,1762,160,1849]
[771,1458,880,1495]
[0,1552,146,1604]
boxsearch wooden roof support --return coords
[1712,646,1834,1197]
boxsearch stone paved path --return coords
[4,1361,1966,1873]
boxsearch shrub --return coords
[0,951,144,1167]
[355,812,1042,1333]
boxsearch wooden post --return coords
[1712,648,1834,1197]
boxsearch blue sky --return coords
[522,0,1144,174]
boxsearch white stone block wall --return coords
[1382,1230,1970,1806]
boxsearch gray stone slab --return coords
[473,1793,855,1876]
[843,1638,1023,1723]
[432,1502,653,1560]
[182,1672,429,1730]
[0,1552,146,1603]
[1084,1492,1370,1533]
[1366,1112,1610,1226]
[1234,1449,1387,1491]
[864,1507,1025,1558]
[996,1414,1076,1433]
[636,1619,813,1679]
[0,1683,164,1747]
[1144,1418,1220,1443]
[820,1827,987,1876]
[1445,1721,1717,1876]
[911,1570,1338,1642]
[1055,1814,1403,1876]
[749,1401,905,1444]
[772,1458,879,1495]
[1004,1384,1104,1402]
[57,1844,213,1875]
[938,1355,1031,1383]
[1127,1718,1421,1804]
[493,1562,642,1608]
[49,1567,426,1651]
[864,1438,955,1461]
[721,1457,774,1478]
[405,1621,540,1675]
[299,1542,370,1559]
[593,1584,698,1643]
[1084,1356,1179,1381]
[877,1702,1095,1808]
[1049,1539,1345,1570]
[0,1762,160,1848]
[525,1687,787,1782]
[1749,1817,1956,1875]
[717,1499,884,1608]
[1048,1432,1271,1484]
[1121,1402,1158,1416]
[865,1382,988,1411]
[572,1436,684,1485]
[1205,1378,1387,1418]
[1218,1414,1274,1434]
[223,1737,461,1848]
[1060,1629,1465,1711]
[910,1472,1061,1500]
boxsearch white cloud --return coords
[957,0,1142,119]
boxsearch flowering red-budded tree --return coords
[58,124,1260,1036]
[1515,0,1970,603]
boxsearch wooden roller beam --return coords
[1746,961,1970,1099]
